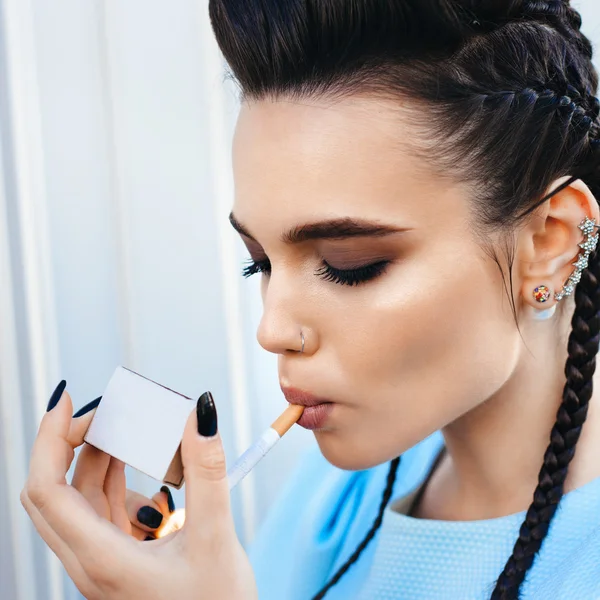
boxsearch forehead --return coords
[231,96,466,228]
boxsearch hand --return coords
[67,402,179,541]
[124,485,178,541]
[21,384,258,600]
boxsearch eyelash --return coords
[241,258,390,286]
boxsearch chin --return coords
[314,430,392,471]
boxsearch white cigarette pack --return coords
[84,366,196,488]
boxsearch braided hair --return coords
[209,1,600,598]
[312,457,401,600]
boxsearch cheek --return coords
[319,247,521,469]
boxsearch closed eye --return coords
[241,257,390,286]
[242,258,271,278]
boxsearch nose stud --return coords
[300,331,305,354]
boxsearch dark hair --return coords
[208,1,600,598]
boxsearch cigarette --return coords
[158,403,305,538]
[226,403,305,490]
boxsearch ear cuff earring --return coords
[533,217,600,310]
[555,216,599,301]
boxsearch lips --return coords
[281,387,334,430]
[281,387,332,407]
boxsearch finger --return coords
[181,392,234,545]
[131,524,154,542]
[156,486,176,515]
[21,489,80,571]
[71,444,111,519]
[125,489,165,533]
[21,490,99,599]
[153,488,183,539]
[73,396,102,419]
[104,458,131,534]
[152,489,170,517]
[30,388,76,487]
[67,397,101,448]
[72,444,111,492]
[27,387,127,561]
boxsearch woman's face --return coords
[231,96,521,470]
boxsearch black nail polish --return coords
[73,396,102,418]
[160,485,176,513]
[137,506,163,529]
[144,535,155,541]
[46,380,67,412]
[196,391,217,437]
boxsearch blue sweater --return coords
[248,431,600,599]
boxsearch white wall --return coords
[1,1,600,599]
[0,1,313,599]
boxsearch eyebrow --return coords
[228,212,409,244]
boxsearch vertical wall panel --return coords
[0,138,36,600]
[31,0,126,415]
[0,0,66,597]
[98,1,243,528]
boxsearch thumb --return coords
[181,392,234,544]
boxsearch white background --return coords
[1,1,600,599]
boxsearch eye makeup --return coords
[241,256,393,286]
[314,260,390,286]
[240,235,401,286]
[241,257,269,278]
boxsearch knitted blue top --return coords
[248,431,600,599]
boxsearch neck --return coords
[417,306,600,521]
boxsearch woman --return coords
[21,1,600,598]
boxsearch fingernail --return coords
[144,535,155,541]
[73,396,102,418]
[196,391,217,437]
[46,380,67,412]
[137,506,163,529]
[160,485,176,513]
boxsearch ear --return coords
[517,176,600,312]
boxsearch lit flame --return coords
[157,508,186,538]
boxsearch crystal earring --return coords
[555,217,600,302]
[533,285,551,303]
[532,285,556,320]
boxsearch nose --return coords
[256,311,304,355]
[256,276,315,356]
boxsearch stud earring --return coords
[555,217,600,301]
[533,285,551,303]
[532,285,556,320]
